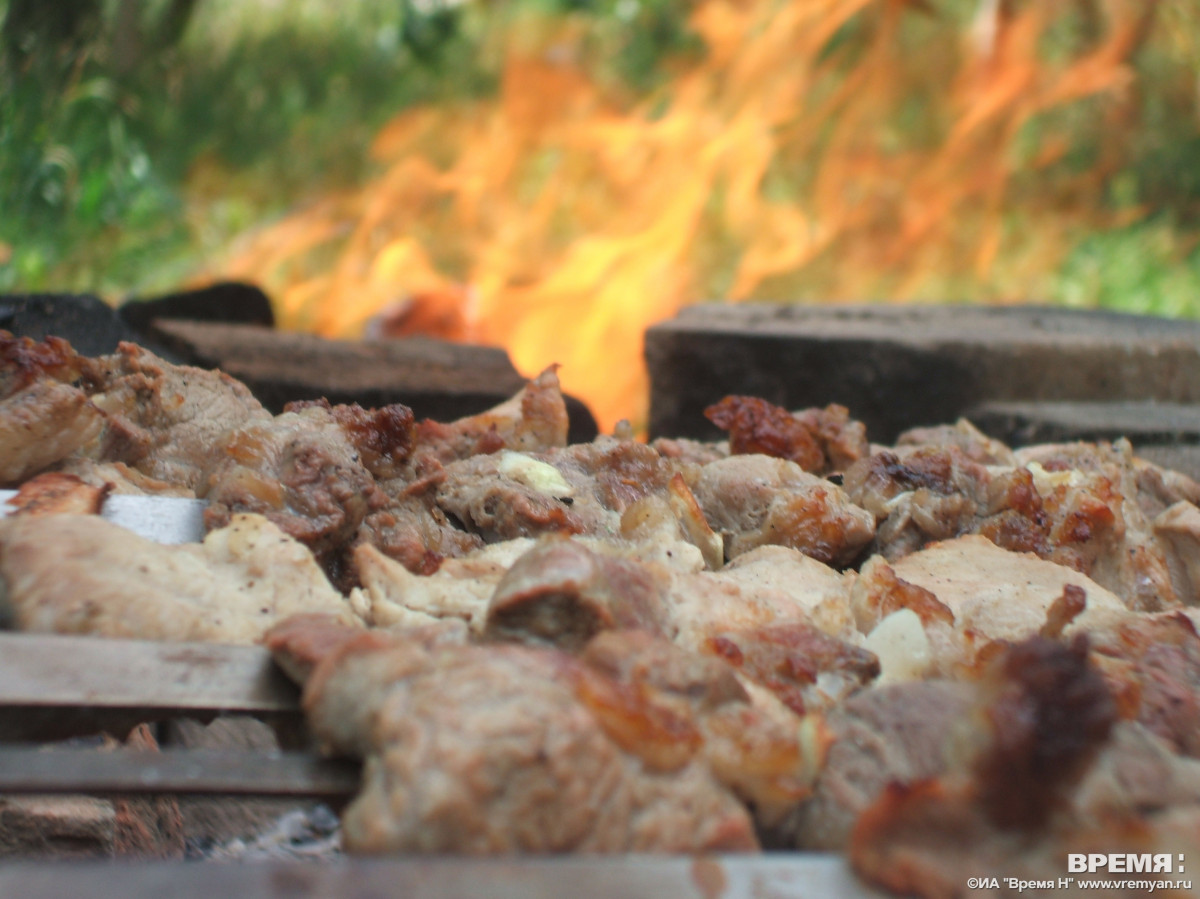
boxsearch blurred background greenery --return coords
[2,0,1199,334]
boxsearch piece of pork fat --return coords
[849,637,1200,899]
[704,396,869,476]
[685,455,875,566]
[0,513,359,643]
[268,619,763,853]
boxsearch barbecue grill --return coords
[4,295,1200,897]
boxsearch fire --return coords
[212,0,1150,432]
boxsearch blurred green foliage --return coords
[1,0,1199,317]
[0,0,498,294]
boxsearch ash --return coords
[195,804,342,861]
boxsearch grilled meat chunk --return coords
[273,621,780,854]
[0,380,104,485]
[1,472,108,516]
[687,454,875,566]
[772,680,974,850]
[203,403,383,558]
[410,365,569,466]
[851,535,1128,677]
[846,441,1191,611]
[0,332,93,399]
[1086,610,1200,758]
[87,342,272,489]
[705,397,868,476]
[894,419,1016,466]
[486,538,671,650]
[285,398,417,481]
[0,513,359,643]
[481,537,872,714]
[848,638,1200,899]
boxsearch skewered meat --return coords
[4,332,1200,883]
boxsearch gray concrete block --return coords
[645,304,1200,443]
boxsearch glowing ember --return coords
[210,0,1149,432]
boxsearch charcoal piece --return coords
[0,293,148,358]
[118,281,274,332]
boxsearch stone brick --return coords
[645,304,1200,443]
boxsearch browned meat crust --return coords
[0,332,91,398]
[286,398,416,480]
[844,638,1200,899]
[895,418,1017,465]
[409,365,569,466]
[203,403,384,558]
[3,472,108,517]
[650,435,727,465]
[478,536,871,716]
[1088,611,1200,757]
[354,475,485,576]
[87,342,272,489]
[705,623,880,715]
[705,396,868,475]
[971,636,1117,830]
[0,381,104,485]
[771,680,974,850]
[9,332,1200,876]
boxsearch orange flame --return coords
[211,0,1150,432]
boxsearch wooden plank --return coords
[0,633,297,713]
[0,633,300,740]
[0,855,893,899]
[0,747,359,799]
